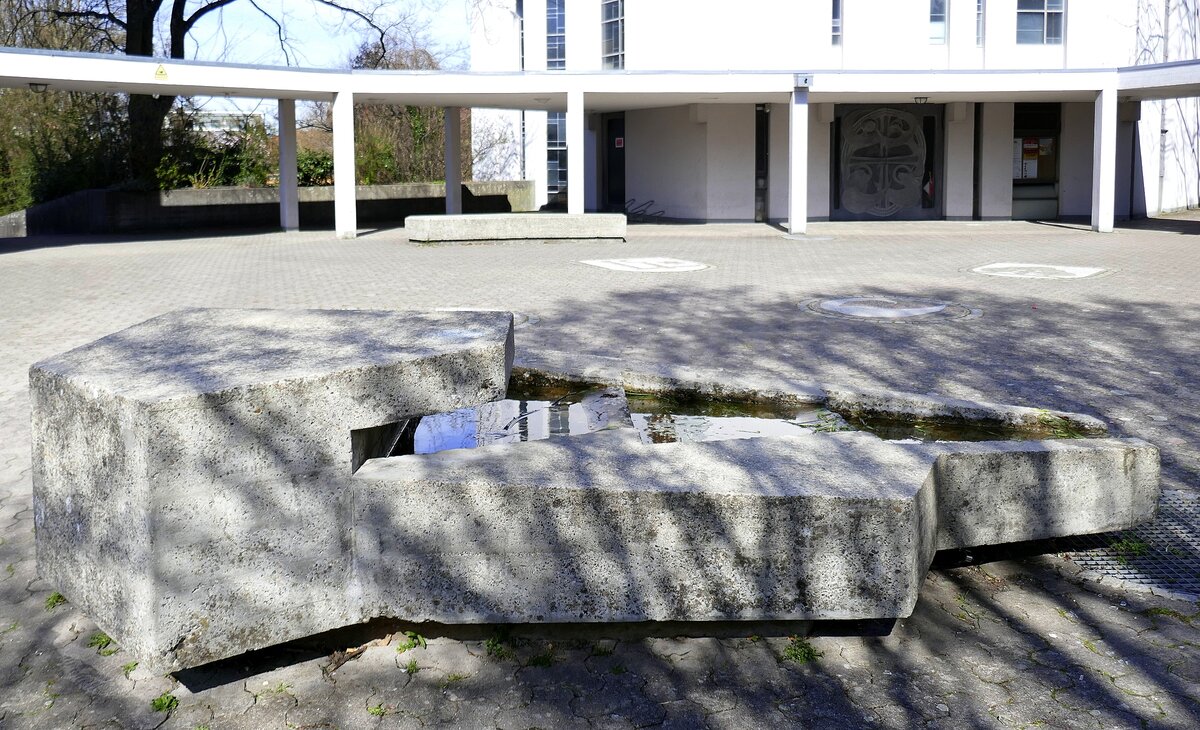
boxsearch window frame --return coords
[930,0,947,45]
[832,0,842,46]
[601,0,624,69]
[1016,0,1064,46]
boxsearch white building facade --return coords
[469,0,1200,223]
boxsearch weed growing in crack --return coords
[1144,607,1193,624]
[404,658,420,674]
[121,661,138,678]
[368,703,390,717]
[87,631,119,656]
[485,634,514,661]
[782,637,823,664]
[439,672,468,688]
[150,692,178,713]
[526,646,556,667]
[395,630,427,654]
[1109,534,1150,565]
[44,592,66,611]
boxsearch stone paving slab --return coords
[1,218,1199,727]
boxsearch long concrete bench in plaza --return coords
[404,212,626,242]
[30,309,1158,671]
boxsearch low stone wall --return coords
[0,180,535,237]
[406,212,628,241]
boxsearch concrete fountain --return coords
[30,309,1158,672]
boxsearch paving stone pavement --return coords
[1,217,1199,728]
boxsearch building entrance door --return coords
[603,114,626,211]
[831,104,943,221]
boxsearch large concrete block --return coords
[405,213,627,242]
[928,438,1160,550]
[353,430,939,622]
[32,308,514,671]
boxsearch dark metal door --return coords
[604,116,626,211]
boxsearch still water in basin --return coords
[390,381,1089,458]
[397,383,826,456]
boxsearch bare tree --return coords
[39,0,425,184]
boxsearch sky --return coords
[186,0,470,69]
[179,0,471,119]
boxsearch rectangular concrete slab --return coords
[32,308,515,671]
[405,213,626,241]
[926,438,1160,550]
[353,430,939,623]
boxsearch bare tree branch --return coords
[314,0,389,58]
[246,0,294,65]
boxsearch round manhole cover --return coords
[970,262,1110,279]
[801,296,980,322]
[579,257,710,272]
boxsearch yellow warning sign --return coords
[154,65,167,81]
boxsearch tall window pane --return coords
[546,0,565,69]
[976,0,985,46]
[930,0,947,44]
[601,0,624,69]
[832,0,842,45]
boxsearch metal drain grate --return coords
[1060,491,1200,596]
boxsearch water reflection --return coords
[398,385,824,456]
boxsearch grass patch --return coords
[1110,534,1151,565]
[439,672,468,688]
[150,692,178,713]
[526,647,556,667]
[782,636,823,664]
[367,703,390,717]
[484,634,515,661]
[403,657,420,675]
[1144,607,1194,624]
[44,592,67,612]
[395,630,427,654]
[121,661,138,679]
[87,631,119,656]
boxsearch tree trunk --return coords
[124,1,177,186]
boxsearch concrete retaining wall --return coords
[1,180,535,237]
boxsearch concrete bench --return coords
[32,312,1158,672]
[405,212,626,242]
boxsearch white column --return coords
[332,90,357,239]
[788,88,809,235]
[444,107,463,215]
[566,89,585,214]
[277,98,299,232]
[1091,86,1118,233]
[944,102,975,220]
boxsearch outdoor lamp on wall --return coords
[28,82,48,93]
[914,96,929,104]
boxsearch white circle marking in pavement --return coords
[580,257,710,272]
[971,262,1107,279]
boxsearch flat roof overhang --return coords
[5,46,1200,111]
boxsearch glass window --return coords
[1016,0,1064,45]
[546,0,565,69]
[930,0,947,44]
[976,0,984,46]
[601,0,624,69]
[832,0,842,45]
[547,112,567,194]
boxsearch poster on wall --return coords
[1013,139,1023,178]
[1021,138,1039,178]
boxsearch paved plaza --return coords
[1,217,1199,728]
